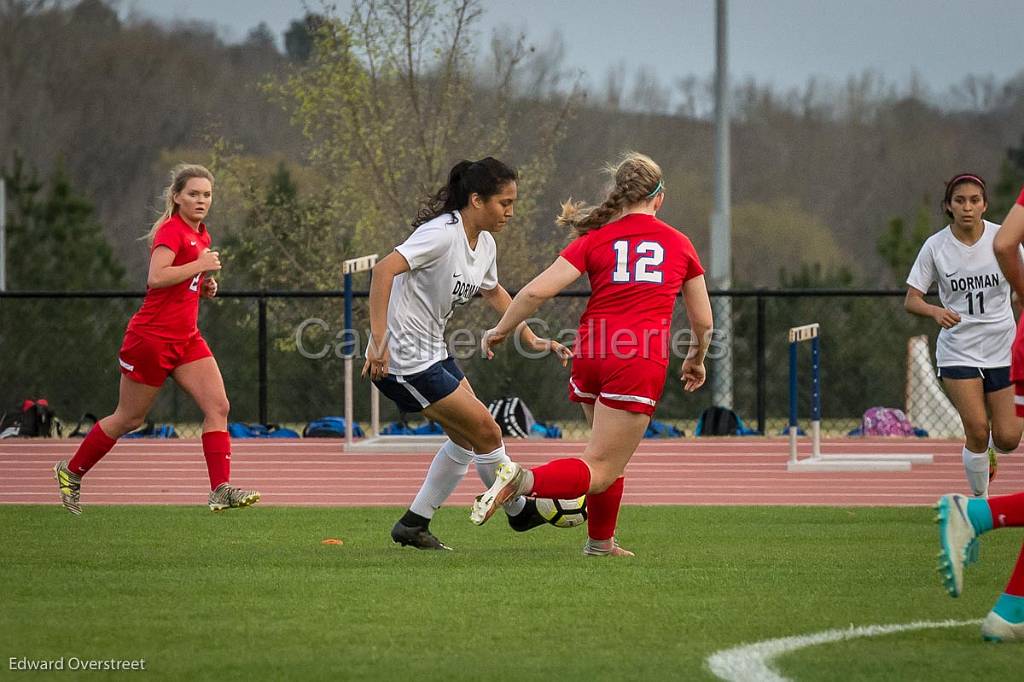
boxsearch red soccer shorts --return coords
[117,330,213,387]
[568,355,667,416]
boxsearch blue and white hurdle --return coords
[786,323,932,472]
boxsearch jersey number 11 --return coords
[965,291,985,315]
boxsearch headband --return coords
[948,174,985,189]
[646,180,664,199]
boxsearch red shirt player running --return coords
[53,164,260,515]
[932,184,1024,643]
[472,152,713,557]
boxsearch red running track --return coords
[1,438,1020,508]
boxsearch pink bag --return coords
[861,407,915,436]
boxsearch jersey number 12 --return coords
[611,240,664,283]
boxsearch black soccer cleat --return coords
[507,498,548,532]
[390,520,452,550]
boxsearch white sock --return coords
[474,444,527,516]
[409,440,473,519]
[962,446,990,497]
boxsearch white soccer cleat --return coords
[934,493,978,598]
[470,462,525,526]
[981,610,1024,643]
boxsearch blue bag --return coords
[644,419,683,438]
[530,422,563,439]
[303,417,363,438]
[123,422,178,439]
[229,422,299,438]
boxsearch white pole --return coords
[370,383,380,437]
[0,178,6,291]
[710,0,733,408]
[789,425,798,463]
[811,420,821,459]
[344,356,354,448]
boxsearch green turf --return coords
[1,505,1020,680]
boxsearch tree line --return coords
[4,0,1024,291]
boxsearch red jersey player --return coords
[53,165,260,515]
[471,152,713,556]
[933,185,1024,642]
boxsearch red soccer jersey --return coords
[560,213,705,366]
[127,214,212,342]
[1011,187,1024,382]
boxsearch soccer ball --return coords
[535,496,587,528]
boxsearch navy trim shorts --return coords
[938,365,1011,393]
[373,357,465,413]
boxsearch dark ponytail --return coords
[413,157,518,227]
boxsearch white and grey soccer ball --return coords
[535,496,587,528]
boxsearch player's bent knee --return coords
[206,398,230,421]
[993,431,1022,453]
[469,417,502,451]
[113,414,146,434]
[964,427,989,451]
[586,467,619,495]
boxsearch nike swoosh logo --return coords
[953,495,969,524]
[945,271,958,277]
[453,273,461,278]
[190,241,197,246]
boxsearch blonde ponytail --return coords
[557,152,663,236]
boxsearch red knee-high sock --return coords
[586,476,624,541]
[528,457,591,499]
[202,431,231,490]
[67,424,117,476]
[988,492,1024,529]
[1005,542,1024,597]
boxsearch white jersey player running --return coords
[363,157,570,550]
[906,172,1023,497]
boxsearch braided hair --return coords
[557,152,663,236]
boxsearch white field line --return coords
[706,619,981,682]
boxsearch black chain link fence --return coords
[0,290,962,439]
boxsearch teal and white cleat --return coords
[934,493,978,598]
[981,611,1024,643]
[53,460,82,515]
[208,483,261,512]
[470,462,525,526]
[981,593,1024,642]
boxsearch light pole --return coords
[710,0,733,408]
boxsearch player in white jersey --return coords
[906,173,1022,497]
[363,157,571,550]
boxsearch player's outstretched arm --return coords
[994,203,1024,300]
[479,284,571,365]
[482,257,582,356]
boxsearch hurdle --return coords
[340,254,447,453]
[341,254,379,449]
[786,323,932,472]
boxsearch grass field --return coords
[1,505,1020,681]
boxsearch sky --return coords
[121,0,1024,98]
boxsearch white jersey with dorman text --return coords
[385,210,498,375]
[906,220,1018,368]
